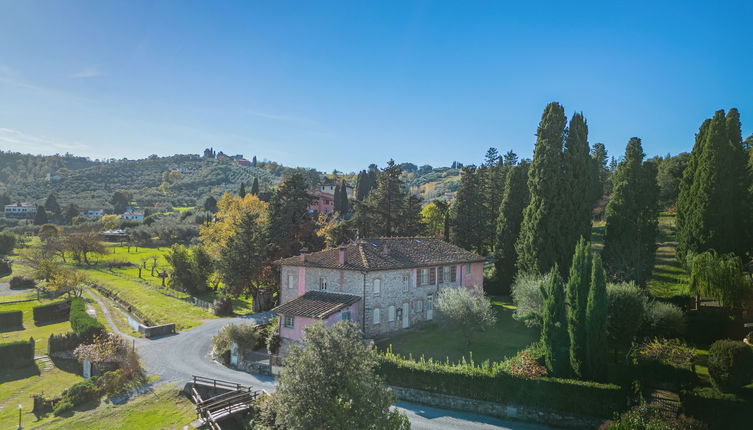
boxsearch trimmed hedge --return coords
[0,310,23,329]
[69,297,105,341]
[632,360,696,389]
[9,276,35,290]
[48,332,83,354]
[33,300,71,325]
[707,340,753,393]
[681,387,751,430]
[378,353,626,418]
[0,338,35,368]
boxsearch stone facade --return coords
[390,386,604,429]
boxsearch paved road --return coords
[87,291,552,430]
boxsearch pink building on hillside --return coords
[272,237,485,355]
[307,190,335,214]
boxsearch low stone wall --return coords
[236,359,273,377]
[390,386,604,429]
[138,323,175,338]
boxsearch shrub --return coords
[0,232,16,255]
[9,276,35,290]
[0,258,11,277]
[212,323,264,360]
[0,310,22,329]
[607,282,647,348]
[213,296,233,316]
[33,300,71,325]
[502,348,548,379]
[0,338,35,368]
[378,350,625,418]
[265,317,281,355]
[61,378,101,405]
[510,271,551,327]
[637,338,694,369]
[707,340,753,393]
[680,387,750,430]
[69,297,105,341]
[604,404,707,430]
[52,400,73,416]
[686,308,735,347]
[643,301,685,339]
[48,332,83,354]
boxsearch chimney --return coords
[338,246,346,265]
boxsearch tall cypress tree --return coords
[602,138,659,285]
[239,182,247,198]
[516,102,567,275]
[562,113,594,252]
[353,160,405,237]
[333,182,343,213]
[585,254,608,382]
[44,193,61,216]
[494,161,530,293]
[267,173,317,258]
[34,206,48,225]
[567,237,592,379]
[339,180,350,213]
[449,166,484,251]
[541,265,569,377]
[399,194,424,236]
[250,177,260,196]
[355,171,371,201]
[677,109,751,261]
[482,148,505,252]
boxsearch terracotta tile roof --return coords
[272,291,361,319]
[275,237,484,271]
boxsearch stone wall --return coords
[390,386,604,429]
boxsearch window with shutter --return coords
[429,267,436,285]
[388,306,396,321]
[373,279,381,296]
[284,315,295,328]
[437,267,444,284]
[287,274,295,289]
[402,274,409,292]
[443,266,450,283]
[319,277,328,290]
[373,308,381,324]
[421,268,429,285]
[450,265,457,282]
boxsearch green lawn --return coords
[36,385,196,430]
[378,300,538,364]
[0,295,72,356]
[647,212,690,298]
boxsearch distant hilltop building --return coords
[119,210,144,221]
[4,203,37,217]
[308,190,335,214]
[320,178,354,199]
[80,209,105,219]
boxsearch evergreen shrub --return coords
[707,340,753,393]
[32,300,71,324]
[69,298,105,341]
[0,310,22,329]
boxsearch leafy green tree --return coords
[203,195,218,213]
[449,165,485,252]
[267,173,318,258]
[63,203,80,224]
[251,177,260,196]
[44,193,61,216]
[0,191,10,206]
[590,143,609,201]
[606,282,647,354]
[516,102,568,276]
[164,244,212,294]
[585,254,608,381]
[420,201,445,237]
[110,190,132,214]
[38,224,60,243]
[274,322,409,430]
[541,265,569,376]
[0,232,16,255]
[602,138,659,286]
[355,170,371,201]
[217,211,269,300]
[687,250,752,309]
[677,109,751,261]
[435,286,497,346]
[567,237,592,379]
[34,205,48,225]
[562,113,594,253]
[494,161,530,293]
[655,152,690,209]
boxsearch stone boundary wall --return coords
[390,386,604,429]
[139,323,175,338]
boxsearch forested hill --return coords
[0,151,99,183]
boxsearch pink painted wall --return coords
[307,191,335,214]
[279,301,360,342]
[297,266,306,297]
[460,262,484,288]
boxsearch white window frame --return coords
[283,315,295,328]
[373,278,381,296]
[466,263,471,274]
[287,274,295,289]
[421,268,429,285]
[341,310,351,322]
[373,308,381,325]
[443,266,450,284]
[319,277,328,291]
[402,274,410,292]
[416,299,423,313]
[388,305,396,322]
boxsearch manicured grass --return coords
[0,362,83,429]
[591,220,605,252]
[378,300,538,363]
[0,296,72,356]
[36,385,196,430]
[647,212,690,298]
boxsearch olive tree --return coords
[435,286,497,345]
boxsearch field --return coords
[378,299,538,363]
[0,295,79,356]
[647,212,689,297]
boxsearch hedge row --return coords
[33,300,71,325]
[0,310,23,329]
[0,338,35,368]
[9,276,35,290]
[48,332,83,354]
[681,387,751,430]
[377,353,626,418]
[70,297,105,342]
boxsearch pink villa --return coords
[307,190,335,214]
[272,237,485,355]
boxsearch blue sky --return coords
[1,1,751,172]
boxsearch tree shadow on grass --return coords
[50,357,83,375]
[0,362,41,384]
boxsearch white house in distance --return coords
[272,237,485,355]
[4,203,37,217]
[80,209,105,219]
[119,210,144,221]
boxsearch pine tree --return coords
[494,161,530,293]
[44,193,61,216]
[34,206,48,225]
[591,143,609,201]
[217,211,268,298]
[562,113,594,252]
[482,148,505,252]
[516,102,567,275]
[267,173,318,258]
[355,171,371,201]
[585,254,608,381]
[567,237,592,379]
[239,182,247,198]
[677,109,752,261]
[602,138,659,285]
[353,161,405,237]
[541,265,569,377]
[449,166,484,251]
[399,195,424,236]
[63,203,79,224]
[250,177,260,196]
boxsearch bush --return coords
[378,350,625,418]
[0,310,22,329]
[643,301,685,339]
[212,323,264,361]
[604,404,707,430]
[53,400,73,416]
[0,258,11,277]
[48,332,83,354]
[265,317,281,355]
[510,272,551,327]
[213,296,233,316]
[69,297,105,341]
[0,232,16,255]
[707,340,753,393]
[9,276,35,290]
[686,308,735,347]
[61,378,101,405]
[33,300,71,325]
[502,347,548,380]
[0,338,35,368]
[655,295,694,312]
[607,282,647,348]
[680,387,750,430]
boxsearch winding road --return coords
[87,291,552,430]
